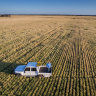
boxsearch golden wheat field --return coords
[0,15,96,96]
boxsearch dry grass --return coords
[0,15,96,96]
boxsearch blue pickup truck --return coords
[14,62,52,77]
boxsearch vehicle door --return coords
[24,67,30,76]
[30,67,38,76]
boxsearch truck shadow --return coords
[0,61,25,74]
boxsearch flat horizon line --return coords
[0,14,96,16]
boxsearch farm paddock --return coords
[0,15,96,96]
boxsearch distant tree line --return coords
[0,14,11,17]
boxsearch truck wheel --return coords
[16,73,21,77]
[39,75,44,78]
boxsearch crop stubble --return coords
[0,16,96,96]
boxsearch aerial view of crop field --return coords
[0,15,96,96]
[0,0,96,96]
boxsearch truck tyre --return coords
[16,73,21,77]
[39,75,44,78]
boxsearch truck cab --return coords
[23,62,38,77]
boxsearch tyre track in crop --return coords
[0,27,54,61]
[0,22,61,60]
[12,25,61,61]
[22,30,61,63]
